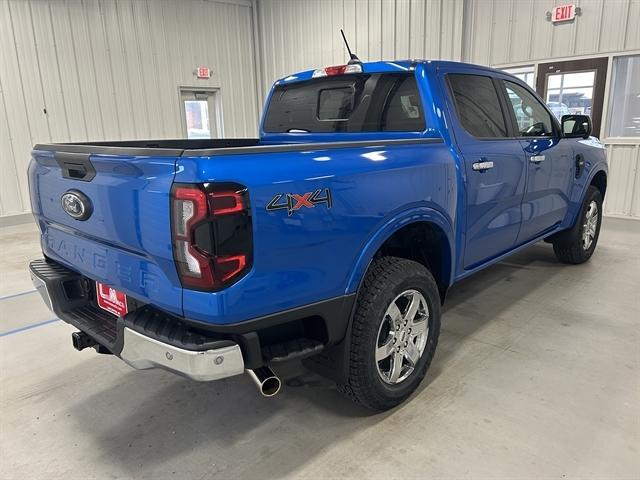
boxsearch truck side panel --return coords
[176,140,457,325]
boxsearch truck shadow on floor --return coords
[63,362,381,478]
[62,243,579,478]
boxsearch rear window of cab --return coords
[263,73,425,133]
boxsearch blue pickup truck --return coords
[28,60,607,410]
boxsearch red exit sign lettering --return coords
[196,66,211,79]
[552,4,576,22]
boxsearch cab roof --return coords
[274,59,507,86]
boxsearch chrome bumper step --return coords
[120,327,244,381]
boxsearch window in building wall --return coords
[184,100,211,138]
[545,71,595,120]
[607,55,640,138]
[501,65,535,88]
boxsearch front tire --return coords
[337,257,441,411]
[552,186,603,264]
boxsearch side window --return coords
[504,81,555,137]
[448,74,508,138]
[381,76,424,131]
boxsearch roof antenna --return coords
[340,29,361,65]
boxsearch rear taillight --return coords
[171,183,252,291]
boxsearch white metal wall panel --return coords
[463,0,640,65]
[0,75,22,215]
[0,0,35,213]
[3,0,639,220]
[598,0,633,53]
[574,0,603,55]
[256,0,465,99]
[626,1,640,49]
[604,144,640,217]
[0,0,258,217]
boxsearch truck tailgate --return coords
[28,148,182,316]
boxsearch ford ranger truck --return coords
[28,60,607,410]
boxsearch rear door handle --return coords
[472,161,494,172]
[529,155,545,163]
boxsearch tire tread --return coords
[338,256,440,410]
[552,186,602,264]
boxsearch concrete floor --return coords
[1,219,639,480]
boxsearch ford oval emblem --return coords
[61,190,92,221]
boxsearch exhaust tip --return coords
[247,367,282,397]
[260,376,281,397]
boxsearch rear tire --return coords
[337,257,441,411]
[552,186,603,264]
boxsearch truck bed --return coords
[33,136,438,157]
[33,138,261,156]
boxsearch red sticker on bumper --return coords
[96,282,128,317]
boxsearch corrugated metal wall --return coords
[463,0,640,65]
[0,0,258,217]
[604,143,640,217]
[2,0,639,219]
[255,0,465,98]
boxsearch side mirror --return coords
[562,114,592,139]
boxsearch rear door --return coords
[28,146,183,316]
[499,80,574,242]
[443,70,527,269]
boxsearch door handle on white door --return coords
[472,161,494,172]
[529,155,545,163]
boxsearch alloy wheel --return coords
[375,289,429,384]
[582,200,598,250]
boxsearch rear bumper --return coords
[119,328,243,381]
[29,259,244,381]
[29,258,355,380]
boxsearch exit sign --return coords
[551,4,576,22]
[196,66,211,79]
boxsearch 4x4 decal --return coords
[266,188,333,216]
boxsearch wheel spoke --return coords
[404,341,420,366]
[581,201,599,251]
[404,292,420,322]
[389,351,404,383]
[411,316,428,336]
[386,301,402,323]
[376,337,395,362]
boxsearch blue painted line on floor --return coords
[0,289,37,301]
[0,318,59,337]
